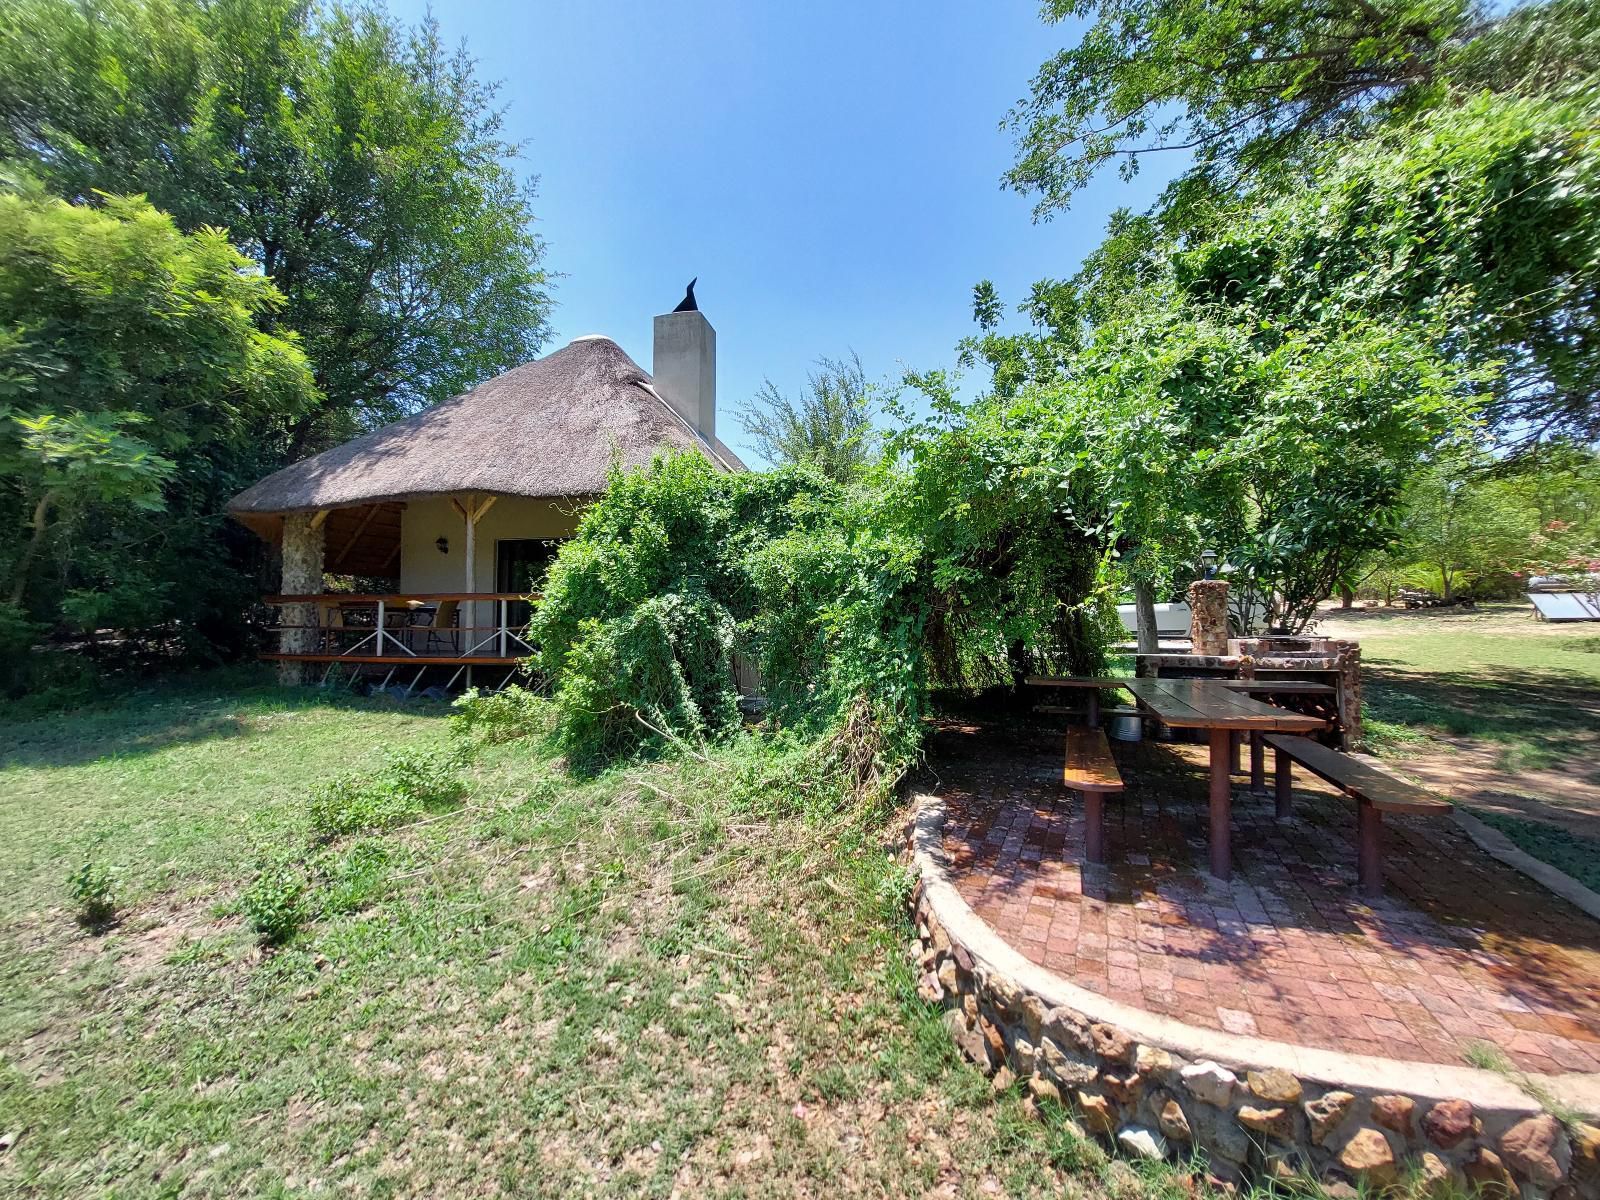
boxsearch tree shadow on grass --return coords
[1364,659,1600,764]
[0,671,448,771]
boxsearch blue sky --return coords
[391,0,1180,464]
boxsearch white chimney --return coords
[652,309,716,447]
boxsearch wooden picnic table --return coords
[1024,675,1334,728]
[1024,676,1135,727]
[1219,680,1335,695]
[1122,678,1327,880]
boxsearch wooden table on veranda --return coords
[1122,678,1328,881]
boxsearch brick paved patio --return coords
[927,718,1600,1076]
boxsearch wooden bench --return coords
[1262,734,1451,896]
[1064,725,1124,864]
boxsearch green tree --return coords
[3,411,173,608]
[0,184,317,657]
[937,288,1471,633]
[735,352,881,482]
[1174,92,1600,446]
[1372,450,1600,597]
[1002,0,1600,445]
[0,0,552,447]
[1390,462,1540,600]
[1003,0,1487,219]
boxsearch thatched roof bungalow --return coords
[230,303,741,683]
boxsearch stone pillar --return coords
[278,511,325,685]
[1335,639,1363,749]
[1187,579,1230,657]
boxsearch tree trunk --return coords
[1134,578,1160,655]
[1440,568,1454,603]
[7,492,55,609]
[1339,585,1354,609]
[1004,638,1034,711]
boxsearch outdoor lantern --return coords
[435,536,449,555]
[1200,549,1217,579]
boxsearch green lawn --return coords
[1328,604,1600,771]
[8,618,1593,1197]
[0,672,1192,1199]
[1471,809,1600,893]
[1323,603,1600,889]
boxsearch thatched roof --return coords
[229,335,742,522]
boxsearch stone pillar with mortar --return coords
[1334,638,1364,747]
[1187,579,1230,656]
[278,511,325,685]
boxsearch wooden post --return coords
[278,511,325,685]
[1250,732,1266,794]
[1084,792,1105,864]
[1229,730,1243,774]
[1086,689,1101,729]
[1358,802,1383,896]
[1274,748,1293,819]
[1208,727,1232,881]
[455,493,498,654]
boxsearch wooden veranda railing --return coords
[263,592,539,669]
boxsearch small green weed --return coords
[240,859,307,946]
[315,839,395,916]
[1463,1039,1511,1072]
[66,858,116,931]
[383,743,470,807]
[307,743,467,841]
[1463,1039,1582,1128]
[448,685,551,744]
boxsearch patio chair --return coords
[317,602,348,653]
[417,600,459,656]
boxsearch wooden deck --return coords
[262,653,523,666]
[264,591,536,672]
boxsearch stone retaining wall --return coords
[907,795,1599,1197]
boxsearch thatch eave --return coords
[228,336,738,523]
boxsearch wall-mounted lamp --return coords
[1200,549,1218,580]
[435,536,449,555]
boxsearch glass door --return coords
[494,538,562,628]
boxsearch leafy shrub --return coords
[552,591,740,766]
[532,447,1116,796]
[67,859,116,931]
[241,860,307,946]
[449,685,552,745]
[532,456,837,770]
[306,743,468,841]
